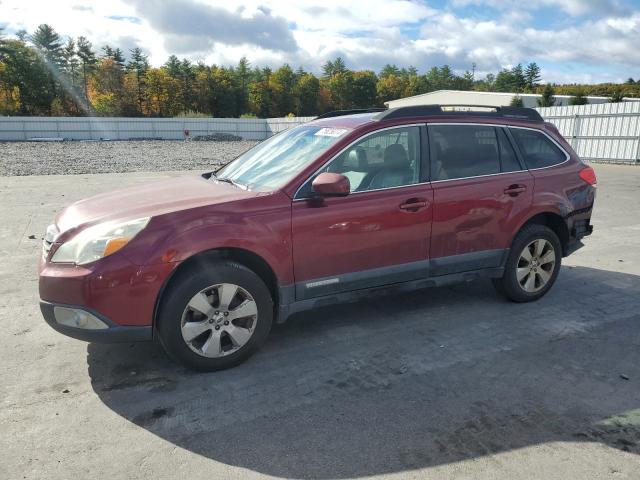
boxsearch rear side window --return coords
[509,128,567,169]
[497,128,522,172]
[429,125,500,181]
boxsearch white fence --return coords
[2,106,640,164]
[537,102,640,164]
[0,116,315,141]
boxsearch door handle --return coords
[504,184,527,196]
[399,199,428,211]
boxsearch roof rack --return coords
[315,108,386,119]
[375,104,543,122]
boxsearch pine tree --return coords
[30,24,64,113]
[101,45,125,68]
[568,89,588,105]
[510,95,524,107]
[609,90,624,103]
[76,36,97,104]
[62,39,79,83]
[101,45,114,59]
[164,55,182,77]
[537,84,556,107]
[126,47,149,114]
[31,24,63,66]
[322,57,346,78]
[511,63,526,92]
[235,56,250,115]
[112,48,125,68]
[380,64,401,79]
[524,62,541,90]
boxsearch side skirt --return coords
[277,264,505,322]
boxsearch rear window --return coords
[509,128,567,169]
[429,125,500,181]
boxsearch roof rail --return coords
[316,108,386,119]
[374,104,543,122]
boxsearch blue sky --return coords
[2,0,640,83]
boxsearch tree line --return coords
[0,24,638,117]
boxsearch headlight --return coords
[51,217,150,265]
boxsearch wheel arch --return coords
[152,247,280,334]
[517,212,570,255]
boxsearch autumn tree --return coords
[90,58,126,115]
[293,73,319,115]
[351,70,378,107]
[144,68,180,116]
[269,64,296,115]
[376,74,407,104]
[0,39,52,114]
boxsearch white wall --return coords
[0,116,315,141]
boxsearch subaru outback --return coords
[39,105,596,371]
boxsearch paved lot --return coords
[0,164,639,480]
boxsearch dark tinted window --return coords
[429,125,500,180]
[497,128,522,172]
[509,128,567,169]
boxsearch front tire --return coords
[157,260,273,371]
[493,224,562,302]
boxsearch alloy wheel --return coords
[180,283,257,358]
[516,239,556,293]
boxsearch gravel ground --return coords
[0,140,258,176]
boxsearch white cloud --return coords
[450,0,629,16]
[1,0,639,83]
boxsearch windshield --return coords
[215,125,350,191]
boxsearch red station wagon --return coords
[39,105,597,371]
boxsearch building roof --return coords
[410,89,613,100]
[384,89,617,106]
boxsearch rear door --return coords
[428,123,534,275]
[291,125,433,300]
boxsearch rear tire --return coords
[493,224,562,302]
[157,260,273,371]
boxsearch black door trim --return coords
[293,248,509,301]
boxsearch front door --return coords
[291,125,433,300]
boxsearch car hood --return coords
[55,175,263,234]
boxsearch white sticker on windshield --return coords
[315,127,348,137]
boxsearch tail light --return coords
[579,166,597,185]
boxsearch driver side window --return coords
[299,126,421,197]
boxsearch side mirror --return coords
[311,172,350,197]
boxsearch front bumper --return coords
[40,301,152,343]
[39,252,177,329]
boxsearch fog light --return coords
[53,307,108,330]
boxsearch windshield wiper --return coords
[214,176,246,189]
